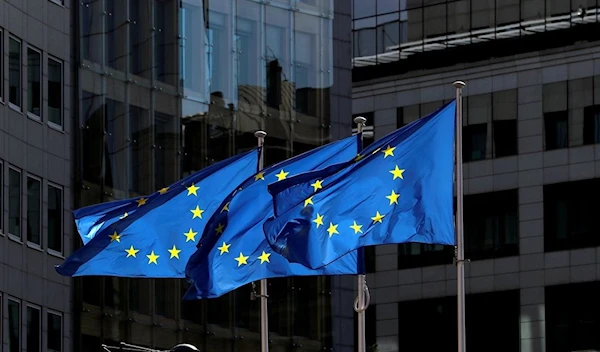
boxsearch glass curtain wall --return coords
[76,0,335,351]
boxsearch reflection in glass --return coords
[8,300,20,352]
[27,306,41,352]
[129,0,153,77]
[48,58,63,126]
[155,0,178,85]
[48,184,63,253]
[266,6,291,110]
[105,98,128,197]
[80,0,104,64]
[27,48,41,116]
[9,37,21,107]
[129,106,153,196]
[154,112,179,189]
[47,313,63,352]
[181,0,209,103]
[236,0,262,106]
[81,91,105,185]
[106,0,128,70]
[9,168,21,237]
[27,177,42,245]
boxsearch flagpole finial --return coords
[353,116,367,125]
[453,80,466,89]
[255,130,267,139]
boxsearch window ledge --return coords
[48,122,65,133]
[8,103,22,113]
[27,112,43,123]
[47,249,64,259]
[7,234,23,244]
[27,242,44,252]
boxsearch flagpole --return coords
[353,116,368,352]
[453,80,466,352]
[254,130,269,352]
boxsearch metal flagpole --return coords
[254,130,269,352]
[453,80,467,352]
[353,116,368,352]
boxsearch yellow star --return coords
[311,179,324,192]
[187,183,199,196]
[371,211,385,223]
[390,165,405,180]
[386,190,400,205]
[146,251,159,265]
[217,241,230,255]
[120,212,128,219]
[382,145,396,158]
[190,205,204,219]
[184,228,198,242]
[221,202,230,213]
[258,251,271,264]
[354,154,363,161]
[125,245,139,258]
[350,221,363,234]
[234,252,249,266]
[304,196,314,207]
[168,245,181,259]
[327,222,339,237]
[215,223,225,235]
[109,231,121,242]
[158,187,169,195]
[313,213,324,228]
[275,169,289,181]
[254,172,265,181]
[136,198,147,207]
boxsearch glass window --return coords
[544,179,599,251]
[464,189,519,260]
[181,0,210,103]
[48,57,63,127]
[129,0,153,78]
[9,168,21,238]
[80,0,104,64]
[105,0,127,71]
[545,111,569,150]
[27,47,42,117]
[546,282,600,352]
[377,14,399,55]
[398,243,454,269]
[8,299,21,352]
[154,0,178,86]
[265,6,290,109]
[521,0,545,21]
[128,105,153,196]
[104,98,128,197]
[546,0,570,16]
[448,0,471,34]
[497,0,520,25]
[0,161,3,233]
[47,312,63,352]
[353,18,376,58]
[493,120,518,157]
[0,30,3,100]
[353,0,375,18]
[129,279,152,315]
[26,306,41,352]
[48,184,63,253]
[463,124,487,162]
[9,36,21,108]
[584,105,600,145]
[424,4,446,39]
[27,176,42,246]
[154,112,179,189]
[472,0,495,29]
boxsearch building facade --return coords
[352,1,600,352]
[73,0,355,351]
[0,0,72,351]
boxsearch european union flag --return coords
[73,198,141,244]
[183,134,364,299]
[56,149,259,278]
[263,101,456,270]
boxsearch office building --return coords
[0,0,72,351]
[352,1,600,352]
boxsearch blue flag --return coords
[74,198,141,244]
[55,149,259,278]
[263,101,456,270]
[183,134,364,299]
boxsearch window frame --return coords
[47,56,64,130]
[7,297,22,352]
[26,304,42,352]
[8,34,22,111]
[7,166,22,241]
[26,174,43,248]
[26,45,43,120]
[46,310,63,352]
[0,28,4,103]
[47,182,64,256]
[0,159,4,235]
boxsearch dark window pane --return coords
[80,0,104,64]
[105,0,127,70]
[154,112,179,189]
[154,0,178,85]
[180,280,203,324]
[104,98,127,195]
[27,177,41,245]
[365,246,376,273]
[154,279,176,318]
[27,306,41,352]
[463,124,487,162]
[129,279,152,315]
[544,111,569,150]
[583,105,600,145]
[27,48,41,116]
[48,58,63,126]
[0,162,3,232]
[546,282,600,352]
[48,185,63,252]
[544,179,598,251]
[82,277,102,306]
[8,300,21,352]
[129,106,153,195]
[9,168,21,237]
[464,189,519,260]
[493,120,518,157]
[472,0,495,29]
[398,243,454,269]
[80,91,105,185]
[48,312,62,352]
[129,0,153,77]
[9,37,21,107]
